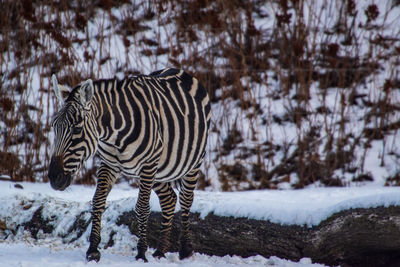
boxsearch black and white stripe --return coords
[48,68,210,262]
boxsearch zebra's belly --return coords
[118,161,193,182]
[154,169,187,182]
[153,147,201,182]
[99,141,201,182]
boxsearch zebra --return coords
[48,68,211,262]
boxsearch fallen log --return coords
[4,200,400,267]
[117,207,400,267]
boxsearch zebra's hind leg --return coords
[135,165,156,262]
[86,165,118,262]
[152,182,177,258]
[178,170,198,259]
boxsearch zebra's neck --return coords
[91,78,123,142]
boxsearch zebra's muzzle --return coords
[48,156,72,191]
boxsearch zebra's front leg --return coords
[135,169,155,262]
[86,165,118,262]
[179,171,198,259]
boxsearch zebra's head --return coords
[48,75,98,191]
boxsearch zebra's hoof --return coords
[135,251,148,262]
[179,246,194,260]
[86,249,101,262]
[153,249,166,259]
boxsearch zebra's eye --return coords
[72,126,83,135]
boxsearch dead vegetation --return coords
[1,0,400,190]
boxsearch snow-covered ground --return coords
[0,242,324,267]
[1,180,400,266]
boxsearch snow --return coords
[1,182,398,266]
[1,187,334,267]
[0,242,325,267]
[0,181,399,266]
[1,181,400,228]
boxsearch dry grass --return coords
[1,0,400,190]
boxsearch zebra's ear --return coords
[79,79,94,108]
[52,74,70,104]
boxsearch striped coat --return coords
[95,69,209,181]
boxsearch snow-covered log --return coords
[7,203,400,267]
[118,207,400,267]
